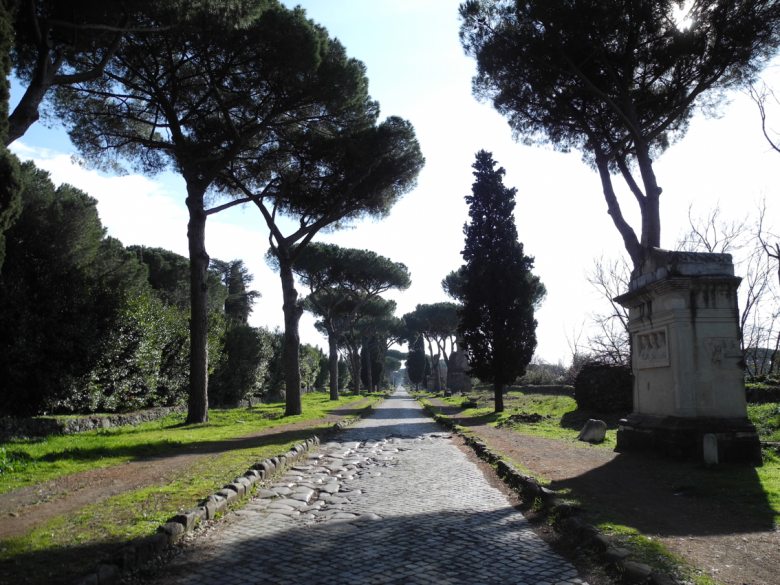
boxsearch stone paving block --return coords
[164,389,588,585]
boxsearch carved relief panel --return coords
[636,327,670,369]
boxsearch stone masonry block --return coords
[219,486,240,502]
[225,482,246,498]
[232,476,252,493]
[201,494,227,518]
[109,546,136,571]
[622,561,653,584]
[170,507,206,531]
[552,501,584,518]
[139,532,168,555]
[96,564,120,585]
[157,522,185,544]
[592,533,612,552]
[605,547,632,566]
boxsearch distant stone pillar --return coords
[614,249,761,464]
[447,349,472,395]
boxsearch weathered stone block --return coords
[703,433,719,465]
[157,522,185,544]
[139,532,168,554]
[170,507,205,531]
[225,482,246,498]
[622,561,653,583]
[578,419,608,443]
[552,501,584,518]
[615,249,761,463]
[605,547,632,566]
[592,534,612,552]
[201,494,227,518]
[218,487,239,503]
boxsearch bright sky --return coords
[8,0,780,365]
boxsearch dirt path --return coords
[431,399,780,585]
[0,399,371,539]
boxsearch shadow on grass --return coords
[13,401,372,468]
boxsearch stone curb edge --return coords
[416,399,677,585]
[71,398,380,585]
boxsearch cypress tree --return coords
[406,335,426,390]
[458,150,543,413]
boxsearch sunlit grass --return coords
[0,426,333,584]
[437,390,622,448]
[0,392,370,494]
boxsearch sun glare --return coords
[672,2,693,30]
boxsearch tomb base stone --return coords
[614,249,761,465]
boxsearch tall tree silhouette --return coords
[458,150,543,413]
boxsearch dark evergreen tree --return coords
[406,335,426,390]
[211,259,260,324]
[458,150,543,413]
[0,0,21,272]
[0,163,127,414]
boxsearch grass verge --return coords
[0,393,383,584]
[0,392,370,494]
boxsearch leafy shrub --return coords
[574,361,633,413]
[209,325,273,405]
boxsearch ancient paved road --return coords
[174,389,587,585]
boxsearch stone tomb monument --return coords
[614,249,761,464]
[447,347,472,395]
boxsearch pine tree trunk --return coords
[328,332,339,401]
[349,341,361,394]
[494,382,504,413]
[185,184,210,424]
[280,260,303,416]
[363,337,373,394]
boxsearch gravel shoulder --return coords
[431,398,780,585]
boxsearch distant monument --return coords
[614,249,761,464]
[447,342,472,395]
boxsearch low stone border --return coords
[71,399,378,585]
[0,405,188,440]
[418,401,676,585]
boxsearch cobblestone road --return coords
[173,389,587,585]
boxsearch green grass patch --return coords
[437,390,623,449]
[0,425,336,584]
[0,392,370,495]
[748,403,780,441]
[595,524,718,585]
